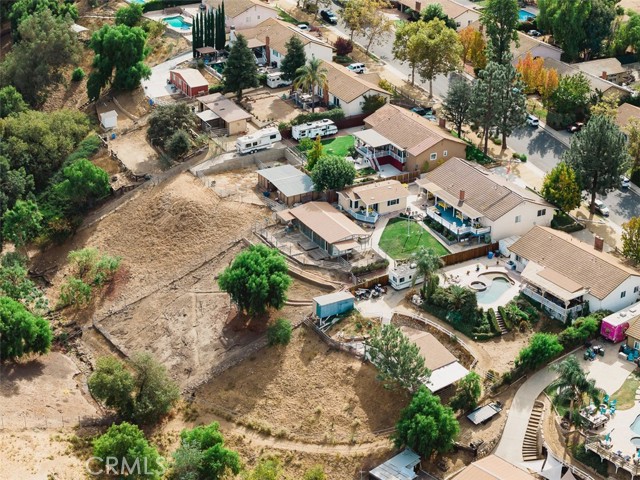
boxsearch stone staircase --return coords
[495,309,509,335]
[523,401,544,461]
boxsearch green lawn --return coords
[321,135,354,157]
[379,218,449,260]
[610,371,640,410]
[277,7,299,24]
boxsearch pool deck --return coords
[440,256,521,309]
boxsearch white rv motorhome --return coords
[266,72,292,88]
[236,127,282,154]
[291,119,338,140]
[388,262,424,290]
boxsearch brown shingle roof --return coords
[454,455,536,480]
[322,61,388,103]
[624,317,640,340]
[418,0,474,19]
[576,57,627,77]
[401,328,456,370]
[341,180,410,204]
[171,68,208,88]
[615,103,640,130]
[509,226,640,300]
[288,201,368,244]
[542,58,630,96]
[197,93,252,122]
[416,158,551,221]
[208,0,274,18]
[236,18,329,58]
[364,104,465,157]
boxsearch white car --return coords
[622,176,631,189]
[526,114,539,127]
[594,199,610,217]
[297,24,310,31]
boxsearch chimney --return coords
[602,71,608,80]
[228,26,237,44]
[438,118,446,128]
[459,190,465,202]
[594,236,604,252]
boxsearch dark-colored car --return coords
[410,106,433,117]
[567,122,584,133]
[321,9,338,24]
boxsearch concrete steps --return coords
[495,310,509,335]
[522,403,544,461]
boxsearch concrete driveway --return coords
[142,51,193,100]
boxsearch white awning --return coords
[354,129,395,148]
[522,262,589,302]
[425,362,468,392]
[197,110,220,122]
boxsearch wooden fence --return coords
[441,242,499,266]
[349,274,389,291]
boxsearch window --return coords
[272,50,279,58]
[621,291,627,298]
[399,277,405,283]
[334,97,341,106]
[515,255,521,262]
[270,134,277,140]
[537,208,547,217]
[430,152,437,160]
[443,150,448,157]
[387,199,400,206]
[515,215,521,223]
[635,286,639,293]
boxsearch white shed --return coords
[100,110,118,130]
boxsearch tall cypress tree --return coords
[192,17,198,56]
[200,13,205,49]
[216,5,225,50]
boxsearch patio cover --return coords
[521,262,589,302]
[247,38,266,49]
[539,453,564,480]
[426,361,469,392]
[197,47,216,54]
[276,210,294,223]
[333,239,360,251]
[257,165,314,198]
[466,403,502,425]
[432,188,484,220]
[196,110,220,122]
[353,129,396,149]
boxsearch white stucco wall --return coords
[328,90,390,116]
[486,202,554,242]
[454,10,479,29]
[589,276,640,313]
[228,6,278,29]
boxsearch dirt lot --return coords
[208,166,269,205]
[108,127,162,174]
[244,89,300,125]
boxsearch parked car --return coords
[567,122,584,133]
[411,106,433,117]
[297,23,310,31]
[526,114,539,127]
[529,30,541,37]
[594,199,610,217]
[320,9,338,24]
[347,62,366,74]
[622,176,631,189]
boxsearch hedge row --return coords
[143,0,195,12]
[498,306,514,331]
[487,308,501,334]
[290,108,345,126]
[351,258,389,276]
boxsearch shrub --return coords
[498,306,513,330]
[512,152,527,162]
[71,67,85,82]
[166,129,191,158]
[378,78,397,94]
[258,73,267,86]
[487,308,500,334]
[465,144,493,165]
[334,37,353,56]
[351,258,389,275]
[291,108,345,126]
[298,137,315,152]
[58,277,92,308]
[208,83,225,94]
[334,55,353,64]
[267,318,293,346]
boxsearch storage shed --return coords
[169,68,209,98]
[601,300,640,343]
[369,449,420,480]
[99,110,118,130]
[257,164,317,206]
[313,291,355,319]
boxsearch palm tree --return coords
[412,247,444,300]
[549,355,600,425]
[293,56,328,113]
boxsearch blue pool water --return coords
[164,15,192,29]
[476,277,511,305]
[518,9,536,22]
[631,415,640,435]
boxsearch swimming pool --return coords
[476,276,512,305]
[518,9,536,22]
[163,15,192,30]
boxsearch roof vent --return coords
[620,312,627,317]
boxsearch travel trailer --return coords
[389,262,424,290]
[291,119,338,140]
[236,127,282,154]
[266,72,292,88]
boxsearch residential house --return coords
[511,31,563,64]
[415,158,554,243]
[615,103,640,132]
[206,0,278,29]
[542,58,632,99]
[403,327,469,392]
[394,0,479,29]
[315,61,391,116]
[575,57,633,86]
[354,104,467,175]
[280,201,370,257]
[337,180,410,223]
[233,18,332,67]
[622,306,640,350]
[369,449,420,480]
[256,164,319,206]
[453,455,536,480]
[169,69,209,98]
[196,93,252,135]
[509,226,640,322]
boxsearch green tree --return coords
[303,466,326,480]
[310,155,356,191]
[442,78,472,138]
[622,217,640,264]
[306,136,324,170]
[0,9,80,106]
[242,458,281,480]
[280,36,307,82]
[549,355,599,423]
[421,3,457,30]
[564,115,629,213]
[362,94,387,114]
[172,423,242,480]
[627,118,640,172]
[361,2,393,54]
[366,324,431,391]
[393,20,428,86]
[470,62,501,154]
[216,4,225,50]
[590,94,619,119]
[67,247,122,286]
[217,245,292,316]
[412,247,444,300]
[494,62,527,150]
[87,24,151,101]
[449,372,482,412]
[9,0,78,37]
[2,200,42,256]
[515,333,563,371]
[54,159,111,211]
[394,386,459,457]
[92,423,162,479]
[0,86,27,118]
[223,34,259,101]
[115,3,143,26]
[583,0,616,59]
[480,0,519,64]
[147,103,197,148]
[549,73,591,118]
[541,161,581,212]
[0,296,52,361]
[0,156,34,250]
[294,57,329,113]
[88,353,180,424]
[340,0,369,40]
[0,253,48,313]
[267,318,293,346]
[166,130,191,158]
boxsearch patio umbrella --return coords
[540,453,564,480]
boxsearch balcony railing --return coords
[521,286,583,322]
[355,145,406,163]
[347,209,379,224]
[425,207,491,236]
